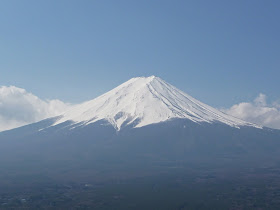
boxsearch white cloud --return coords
[222,93,280,129]
[0,86,71,132]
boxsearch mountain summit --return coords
[52,76,259,130]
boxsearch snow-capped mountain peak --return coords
[53,76,260,130]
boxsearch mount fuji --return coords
[49,76,259,131]
[0,76,279,187]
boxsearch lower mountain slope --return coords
[0,117,279,181]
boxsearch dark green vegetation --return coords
[0,119,280,209]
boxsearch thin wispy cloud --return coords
[0,86,71,132]
[222,93,280,129]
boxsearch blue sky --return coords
[1,0,279,107]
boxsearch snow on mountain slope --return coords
[53,76,261,130]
